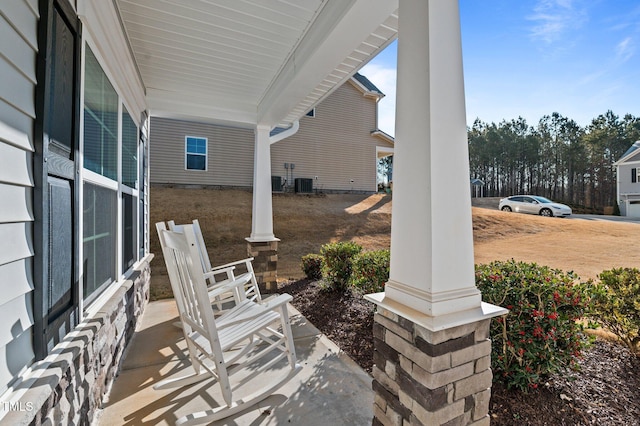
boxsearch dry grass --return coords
[149,187,640,299]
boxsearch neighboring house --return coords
[614,141,640,217]
[150,73,394,193]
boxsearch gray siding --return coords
[150,80,392,192]
[618,162,640,196]
[150,118,255,187]
[0,0,38,394]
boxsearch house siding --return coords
[0,0,38,395]
[618,162,640,196]
[150,118,255,187]
[617,160,640,216]
[150,79,392,193]
[272,81,385,192]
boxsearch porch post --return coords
[366,1,506,425]
[247,124,279,291]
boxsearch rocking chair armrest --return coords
[206,275,252,299]
[203,266,236,281]
[211,257,255,272]
[216,294,293,329]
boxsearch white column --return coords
[382,0,481,319]
[248,125,277,242]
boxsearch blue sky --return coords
[360,0,640,136]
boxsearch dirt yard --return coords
[150,187,640,298]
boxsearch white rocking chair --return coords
[155,224,301,425]
[166,219,262,308]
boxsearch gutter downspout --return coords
[270,120,300,144]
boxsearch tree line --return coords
[468,111,640,213]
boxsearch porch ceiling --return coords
[115,0,398,128]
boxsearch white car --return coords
[498,195,572,217]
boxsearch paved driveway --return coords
[569,214,640,224]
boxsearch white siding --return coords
[0,0,37,395]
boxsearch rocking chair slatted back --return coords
[159,226,227,370]
[167,219,262,306]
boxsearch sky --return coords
[360,0,640,137]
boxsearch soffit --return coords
[116,0,397,128]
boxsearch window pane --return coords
[83,182,117,302]
[122,107,138,188]
[122,193,137,271]
[186,137,206,154]
[84,47,118,180]
[186,154,206,170]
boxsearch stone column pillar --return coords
[366,1,507,424]
[247,240,278,292]
[247,124,279,291]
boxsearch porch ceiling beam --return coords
[146,88,257,128]
[257,0,398,127]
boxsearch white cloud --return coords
[616,37,635,62]
[528,0,587,44]
[359,63,397,136]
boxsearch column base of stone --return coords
[370,306,496,426]
[247,240,278,292]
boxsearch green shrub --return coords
[320,241,362,291]
[591,267,640,353]
[350,249,390,294]
[476,260,594,391]
[301,254,323,280]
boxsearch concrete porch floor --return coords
[95,298,373,425]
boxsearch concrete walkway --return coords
[95,299,373,425]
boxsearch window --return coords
[122,193,137,271]
[83,47,118,180]
[632,168,637,183]
[82,44,143,304]
[306,108,316,117]
[122,106,138,189]
[34,1,147,360]
[83,182,117,304]
[185,136,207,170]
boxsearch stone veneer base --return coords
[367,297,506,426]
[247,240,278,292]
[0,255,152,426]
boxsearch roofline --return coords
[371,129,394,144]
[614,141,640,165]
[349,76,385,100]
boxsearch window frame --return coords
[185,136,208,171]
[79,37,145,317]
